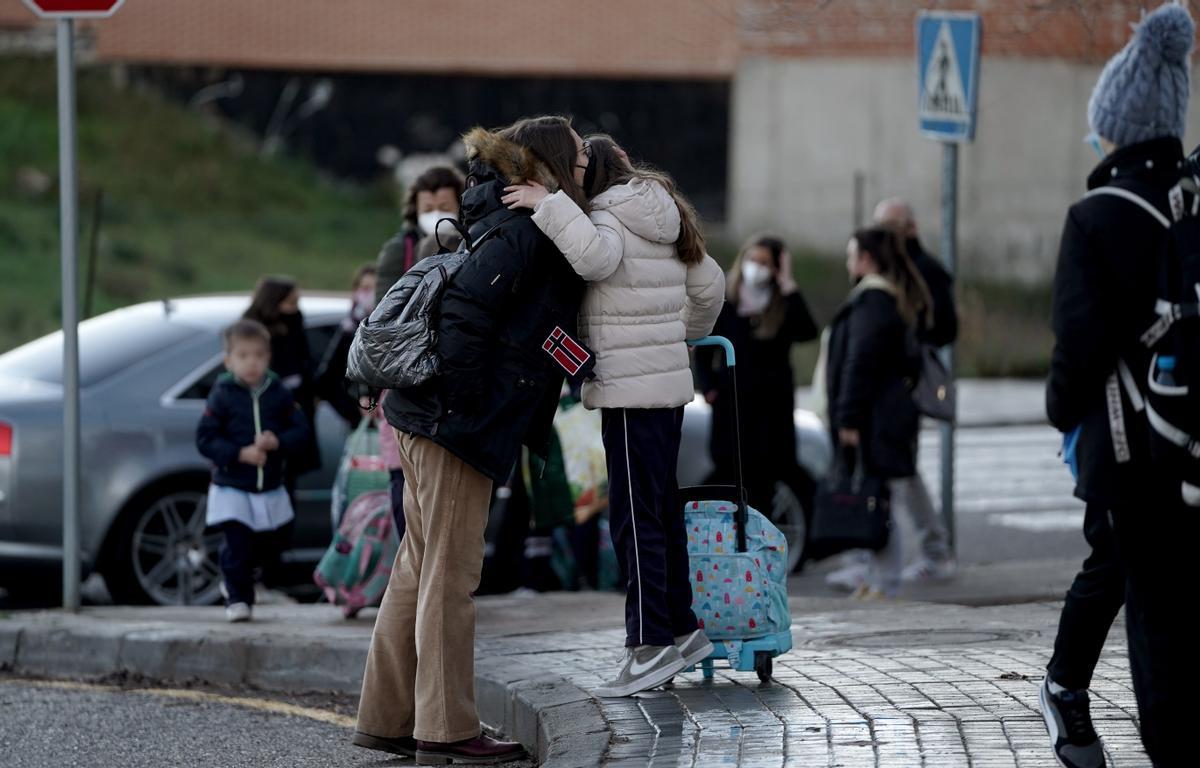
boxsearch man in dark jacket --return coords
[872,198,958,581]
[355,120,588,765]
[1040,6,1194,767]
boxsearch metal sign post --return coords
[917,11,981,554]
[24,0,126,611]
[57,17,81,612]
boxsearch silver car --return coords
[0,295,353,605]
[0,296,831,605]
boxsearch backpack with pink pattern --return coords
[313,490,397,618]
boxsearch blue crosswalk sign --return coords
[917,12,981,142]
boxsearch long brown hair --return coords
[499,116,590,210]
[402,166,465,230]
[851,227,932,329]
[727,234,790,338]
[583,134,706,265]
[244,275,298,336]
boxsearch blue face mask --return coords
[1084,133,1106,161]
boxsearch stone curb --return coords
[0,615,610,767]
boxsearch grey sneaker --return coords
[1038,677,1106,768]
[675,629,714,668]
[594,645,688,698]
[225,602,251,623]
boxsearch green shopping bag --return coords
[331,417,390,527]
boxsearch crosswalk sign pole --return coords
[917,10,980,558]
[939,142,958,553]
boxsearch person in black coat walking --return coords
[872,199,958,582]
[355,116,589,765]
[696,235,818,521]
[1039,6,1195,766]
[823,227,929,599]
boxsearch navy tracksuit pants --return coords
[602,406,699,648]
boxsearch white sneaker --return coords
[902,558,957,583]
[675,629,715,668]
[594,645,688,698]
[225,602,252,623]
[825,563,869,592]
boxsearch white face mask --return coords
[741,261,773,288]
[418,210,456,237]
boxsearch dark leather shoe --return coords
[416,734,526,765]
[351,730,417,757]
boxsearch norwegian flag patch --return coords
[542,326,594,379]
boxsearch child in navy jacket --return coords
[196,320,310,621]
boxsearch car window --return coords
[173,321,341,400]
[176,359,226,401]
[0,307,197,388]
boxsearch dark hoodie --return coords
[383,129,586,482]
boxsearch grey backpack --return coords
[346,220,508,390]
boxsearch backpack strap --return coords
[1084,186,1172,229]
[1085,186,1200,347]
[1106,359,1146,465]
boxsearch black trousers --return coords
[389,469,407,544]
[217,521,292,606]
[1046,504,1126,691]
[1111,504,1198,767]
[602,407,698,647]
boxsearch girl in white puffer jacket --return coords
[503,136,725,697]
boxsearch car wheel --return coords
[767,479,809,573]
[105,487,224,606]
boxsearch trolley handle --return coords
[687,336,748,553]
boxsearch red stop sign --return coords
[22,0,124,18]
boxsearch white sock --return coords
[1047,677,1068,695]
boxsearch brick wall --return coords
[739,0,1191,63]
[0,1,38,27]
[72,0,739,78]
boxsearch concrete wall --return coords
[730,56,1200,282]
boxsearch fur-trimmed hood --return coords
[462,127,560,191]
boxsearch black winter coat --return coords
[826,284,921,479]
[1046,137,1185,508]
[265,312,320,473]
[696,292,818,505]
[383,136,586,482]
[196,372,311,493]
[907,238,958,348]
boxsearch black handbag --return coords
[809,448,891,557]
[912,344,956,423]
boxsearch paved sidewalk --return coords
[799,378,1047,427]
[1,592,1144,767]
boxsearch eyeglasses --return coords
[575,140,592,171]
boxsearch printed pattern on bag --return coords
[313,490,397,618]
[686,500,791,640]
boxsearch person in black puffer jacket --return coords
[355,117,588,765]
[1039,6,1195,766]
[824,226,929,600]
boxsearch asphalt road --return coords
[0,676,536,768]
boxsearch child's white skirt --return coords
[205,485,295,532]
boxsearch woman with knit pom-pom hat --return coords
[1040,4,1195,766]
